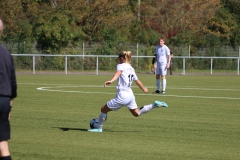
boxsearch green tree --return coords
[204,0,240,46]
[222,0,240,46]
[78,0,134,42]
[33,2,85,53]
[140,0,220,45]
[0,0,31,41]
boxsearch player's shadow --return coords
[52,127,140,132]
[106,130,140,133]
[52,127,88,132]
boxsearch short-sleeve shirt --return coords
[116,63,138,91]
[155,45,170,64]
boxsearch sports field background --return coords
[10,74,240,160]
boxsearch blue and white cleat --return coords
[88,128,103,132]
[154,101,168,108]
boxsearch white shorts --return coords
[107,90,138,111]
[156,63,167,75]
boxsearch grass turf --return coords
[10,74,240,160]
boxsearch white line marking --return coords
[36,86,240,100]
[19,83,240,91]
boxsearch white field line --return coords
[35,85,240,100]
[19,83,240,91]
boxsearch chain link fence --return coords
[2,41,240,57]
[12,54,240,75]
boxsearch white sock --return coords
[156,79,160,91]
[162,79,166,91]
[98,112,107,129]
[138,104,154,116]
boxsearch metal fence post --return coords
[183,58,185,75]
[96,56,98,75]
[238,58,239,75]
[65,56,68,75]
[33,55,35,74]
[211,58,213,75]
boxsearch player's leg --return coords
[88,92,124,132]
[126,93,140,117]
[88,104,111,132]
[161,64,167,94]
[0,141,11,159]
[155,65,164,93]
[129,108,139,117]
[128,100,168,117]
[98,104,111,128]
[0,97,12,159]
[161,75,166,94]
[155,74,161,93]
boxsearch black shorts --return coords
[0,97,11,141]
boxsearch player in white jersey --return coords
[154,37,171,94]
[88,51,168,132]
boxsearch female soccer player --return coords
[88,51,168,132]
[154,37,171,94]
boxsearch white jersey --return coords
[106,63,139,111]
[155,45,170,64]
[116,63,138,91]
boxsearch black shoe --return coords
[161,91,166,94]
[155,90,160,93]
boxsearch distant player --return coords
[154,37,171,94]
[88,51,168,132]
[169,50,173,75]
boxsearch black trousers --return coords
[0,97,11,141]
[169,61,173,75]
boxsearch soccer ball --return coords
[90,118,99,129]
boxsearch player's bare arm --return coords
[166,55,171,69]
[104,70,122,87]
[135,79,148,93]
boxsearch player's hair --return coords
[0,18,4,37]
[159,37,164,41]
[118,51,132,63]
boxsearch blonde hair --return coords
[0,18,3,37]
[118,51,132,63]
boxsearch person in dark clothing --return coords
[0,18,17,160]
[151,56,156,74]
[169,50,173,75]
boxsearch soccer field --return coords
[10,74,240,160]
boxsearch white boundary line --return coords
[19,83,240,91]
[35,85,240,100]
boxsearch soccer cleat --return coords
[161,91,166,94]
[154,101,168,108]
[88,128,102,132]
[155,90,160,94]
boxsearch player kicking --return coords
[88,51,168,133]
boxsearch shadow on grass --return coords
[52,127,88,132]
[106,130,140,133]
[52,127,140,133]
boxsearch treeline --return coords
[0,0,240,55]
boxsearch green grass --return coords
[10,74,240,160]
